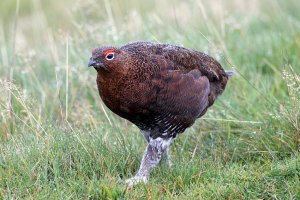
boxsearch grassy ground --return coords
[1,0,300,199]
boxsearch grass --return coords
[0,0,300,199]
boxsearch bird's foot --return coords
[125,175,148,187]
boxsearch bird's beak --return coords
[88,57,96,67]
[88,57,104,69]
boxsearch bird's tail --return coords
[225,70,235,78]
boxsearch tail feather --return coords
[225,70,235,78]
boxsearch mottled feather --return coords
[90,41,229,139]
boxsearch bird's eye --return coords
[105,53,115,60]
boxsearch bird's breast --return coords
[96,72,156,118]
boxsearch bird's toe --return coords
[125,175,148,187]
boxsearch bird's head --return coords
[88,46,124,72]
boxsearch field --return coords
[0,0,300,199]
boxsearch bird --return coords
[88,41,233,186]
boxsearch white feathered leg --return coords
[165,146,172,168]
[125,137,173,186]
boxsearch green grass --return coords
[1,0,300,199]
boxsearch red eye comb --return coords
[103,49,115,56]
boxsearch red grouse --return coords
[88,42,233,186]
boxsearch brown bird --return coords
[88,42,233,186]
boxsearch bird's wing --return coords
[161,45,227,82]
[149,69,210,138]
[161,45,229,108]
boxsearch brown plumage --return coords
[88,41,232,185]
